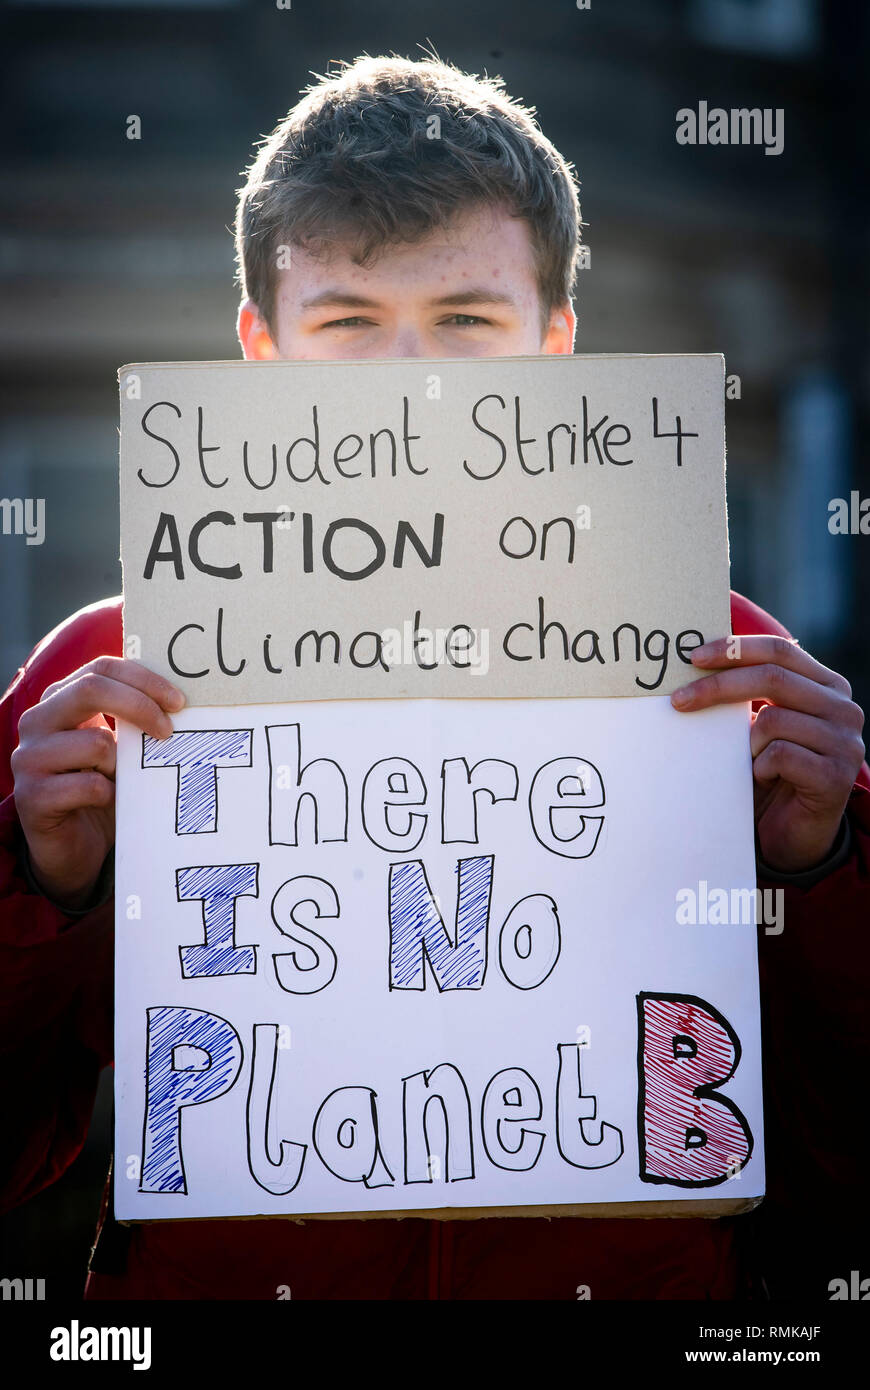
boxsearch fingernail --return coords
[671,687,692,707]
[166,690,186,710]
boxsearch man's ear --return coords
[542,301,576,355]
[238,299,278,360]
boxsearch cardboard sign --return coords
[119,355,731,703]
[114,356,764,1223]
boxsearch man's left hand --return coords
[671,634,865,873]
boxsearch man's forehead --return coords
[279,205,537,302]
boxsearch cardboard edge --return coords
[119,1195,764,1226]
[117,353,729,374]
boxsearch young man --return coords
[1,55,867,1300]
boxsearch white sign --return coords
[114,695,763,1221]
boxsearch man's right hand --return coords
[10,656,185,911]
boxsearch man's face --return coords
[238,202,575,361]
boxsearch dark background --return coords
[1,0,868,1301]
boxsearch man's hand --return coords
[671,635,865,874]
[11,657,185,911]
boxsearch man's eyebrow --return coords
[299,291,382,311]
[298,287,520,312]
[429,288,519,310]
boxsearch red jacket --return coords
[1,592,868,1299]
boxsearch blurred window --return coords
[688,0,819,58]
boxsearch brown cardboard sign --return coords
[119,354,730,704]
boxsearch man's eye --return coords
[444,314,489,327]
[321,317,373,328]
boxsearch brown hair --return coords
[235,52,583,337]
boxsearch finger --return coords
[22,671,179,741]
[39,656,186,714]
[20,769,116,818]
[749,705,856,762]
[687,634,851,696]
[751,739,841,796]
[13,726,118,780]
[671,662,847,718]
